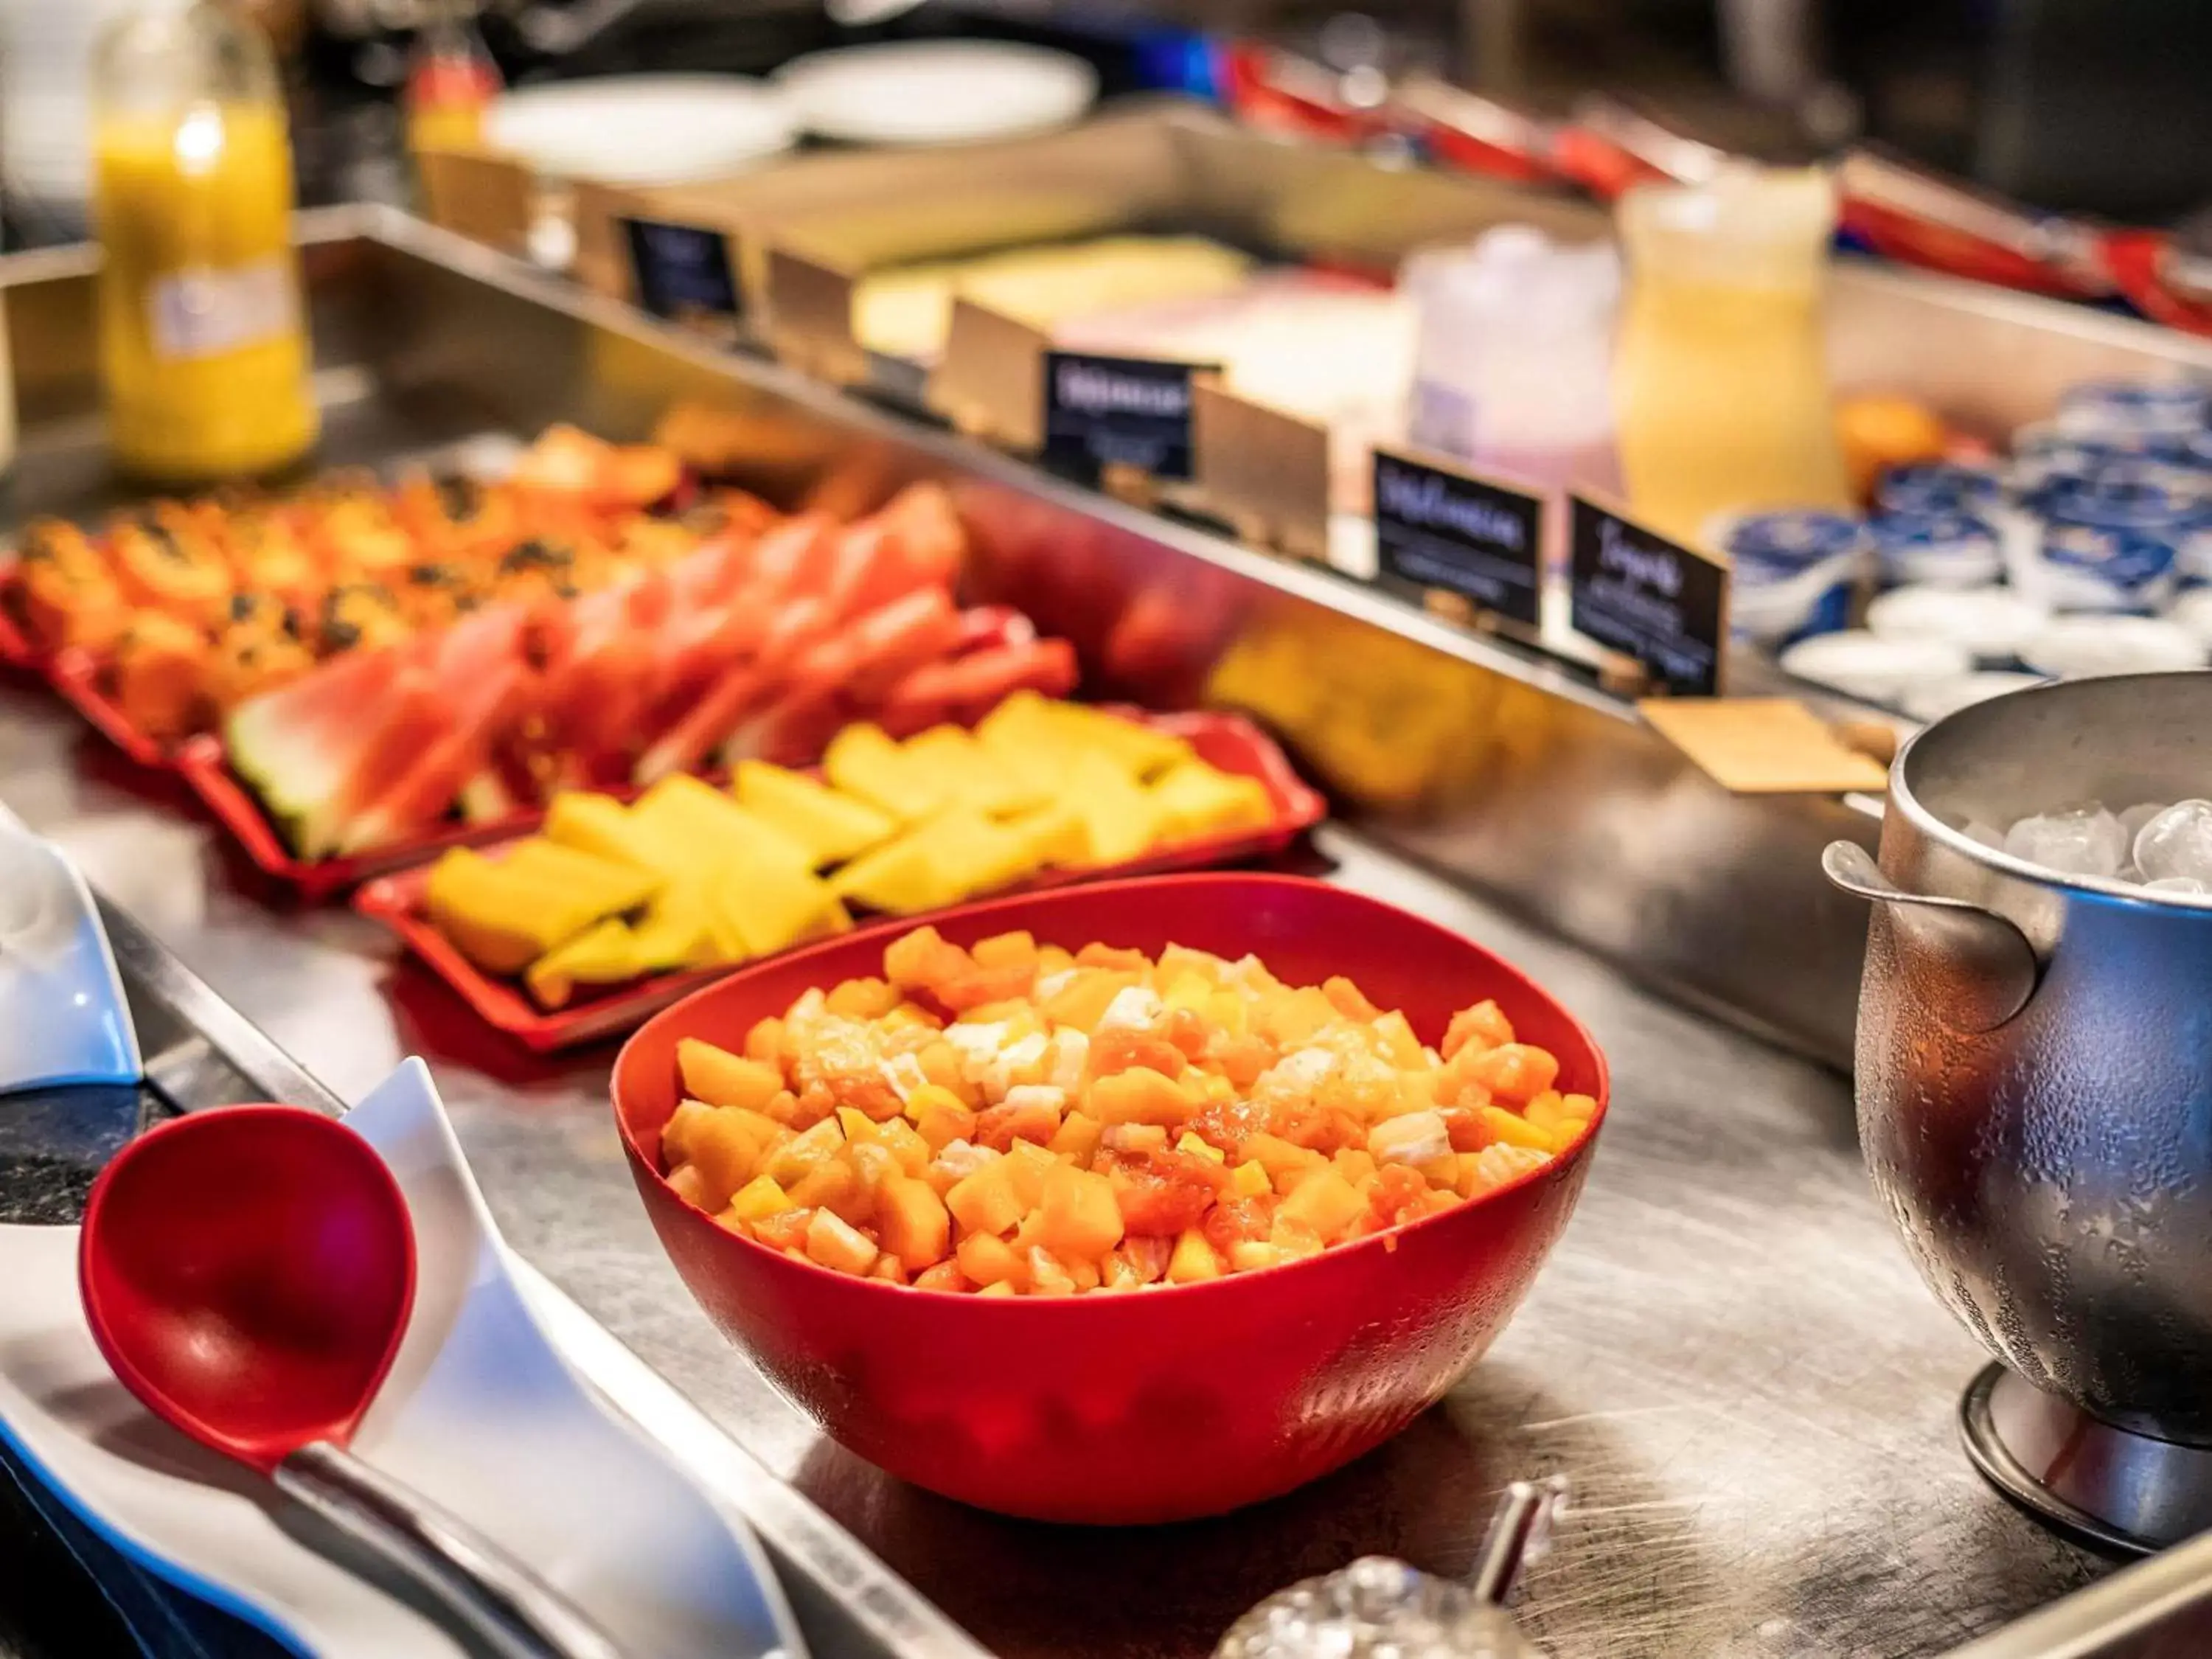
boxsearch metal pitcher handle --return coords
[1823,842,2039,1033]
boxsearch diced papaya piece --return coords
[1478,1105,1558,1152]
[1037,1164,1123,1260]
[1048,1110,1103,1166]
[1464,1043,1560,1105]
[946,1158,1024,1237]
[1442,1000,1515,1060]
[678,1040,785,1112]
[877,1175,952,1272]
[764,1116,844,1186]
[1089,1066,1198,1127]
[958,1231,1026,1289]
[1040,967,1141,1034]
[661,1098,717,1169]
[684,1107,781,1211]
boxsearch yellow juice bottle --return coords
[1613,167,1851,546]
[92,0,318,484]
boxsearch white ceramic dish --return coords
[772,41,1097,147]
[488,76,796,185]
[0,1060,804,1659]
[1778,630,1973,706]
[0,801,139,1093]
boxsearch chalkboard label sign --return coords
[1042,351,1213,481]
[1568,495,1730,696]
[622,218,742,334]
[1371,448,1545,627]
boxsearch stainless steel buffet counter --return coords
[6,206,2212,1656]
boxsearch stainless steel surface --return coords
[272,1441,630,1659]
[1820,841,2038,1033]
[1962,1365,2212,1558]
[6,211,2212,1653]
[1851,674,2212,1465]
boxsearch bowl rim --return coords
[610,871,1610,1310]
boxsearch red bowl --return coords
[610,873,1608,1524]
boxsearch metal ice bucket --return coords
[1823,672,2212,1552]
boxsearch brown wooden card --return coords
[1637,698,1891,795]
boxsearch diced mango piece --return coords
[804,1208,879,1275]
[1065,748,1160,867]
[523,917,639,1009]
[734,761,896,866]
[828,832,947,915]
[823,723,946,823]
[633,774,815,878]
[1277,1166,1365,1242]
[543,790,686,874]
[684,1107,780,1211]
[1228,1159,1271,1198]
[1048,1110,1103,1165]
[424,848,614,976]
[877,1175,953,1272]
[1478,1105,1555,1152]
[678,1040,785,1111]
[902,725,1047,817]
[764,1116,844,1186]
[1176,1131,1226,1164]
[1166,1228,1222,1283]
[711,861,850,959]
[661,1098,717,1169]
[630,878,721,971]
[724,1175,793,1223]
[1228,1239,1285,1273]
[500,839,664,916]
[1147,760,1274,844]
[1043,702,1194,778]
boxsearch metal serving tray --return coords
[4,209,2212,1656]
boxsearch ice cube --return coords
[2133,800,2212,885]
[1963,820,2006,850]
[2003,804,2129,878]
[2118,801,2168,841]
[2144,876,2208,897]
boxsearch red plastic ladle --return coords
[79,1105,627,1659]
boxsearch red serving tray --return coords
[173,734,644,905]
[352,709,1326,1051]
[49,649,175,769]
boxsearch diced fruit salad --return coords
[424,694,1280,1008]
[660,926,1596,1294]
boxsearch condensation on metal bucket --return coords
[1214,1478,1565,1659]
[0,805,141,1093]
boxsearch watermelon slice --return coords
[334,605,535,854]
[225,644,447,859]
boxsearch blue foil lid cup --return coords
[1723,509,1863,571]
[2041,521,2177,611]
[1876,462,2002,517]
[1868,510,2002,587]
[2055,379,2210,440]
[2032,471,2197,532]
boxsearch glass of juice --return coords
[91,0,319,484]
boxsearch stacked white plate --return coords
[487,75,796,186]
[773,40,1097,147]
